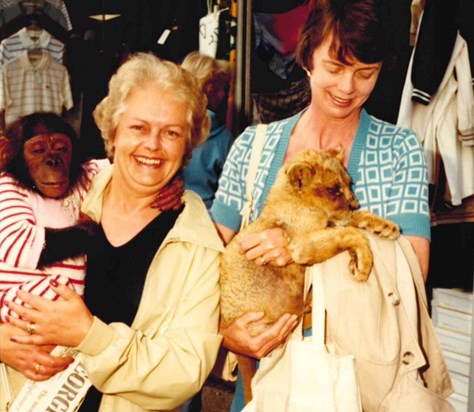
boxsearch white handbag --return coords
[243,266,362,412]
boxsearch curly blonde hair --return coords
[93,52,210,161]
[181,51,231,89]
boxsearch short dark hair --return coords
[296,0,392,71]
[5,112,84,191]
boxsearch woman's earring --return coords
[305,68,311,77]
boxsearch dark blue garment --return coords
[183,110,233,209]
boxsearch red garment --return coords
[0,159,108,322]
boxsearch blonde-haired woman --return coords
[181,51,233,209]
[6,52,224,412]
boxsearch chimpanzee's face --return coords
[23,133,73,198]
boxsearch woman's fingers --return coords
[6,344,73,381]
[23,354,72,381]
[8,283,77,318]
[253,313,299,358]
[24,360,73,381]
[219,312,298,359]
[6,283,94,347]
[34,350,74,372]
[5,302,42,328]
[240,228,293,266]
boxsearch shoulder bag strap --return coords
[0,362,13,411]
[240,123,268,230]
[311,266,327,344]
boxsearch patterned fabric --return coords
[0,159,109,323]
[0,27,65,67]
[0,50,73,126]
[210,109,431,240]
[252,76,311,124]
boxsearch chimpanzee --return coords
[0,112,183,321]
[0,112,110,320]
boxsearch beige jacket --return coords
[245,234,454,412]
[312,234,454,411]
[1,166,224,412]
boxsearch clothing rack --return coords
[234,0,252,134]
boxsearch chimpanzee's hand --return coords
[152,174,184,211]
[76,212,100,237]
[39,214,101,267]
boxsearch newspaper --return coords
[9,346,91,412]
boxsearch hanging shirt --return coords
[0,0,72,31]
[0,50,73,125]
[0,27,65,67]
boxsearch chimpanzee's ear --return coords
[286,162,314,191]
[0,136,10,171]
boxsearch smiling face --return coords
[111,86,190,196]
[308,35,382,121]
[23,133,73,198]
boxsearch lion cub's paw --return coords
[348,247,373,282]
[358,218,400,240]
[289,240,315,265]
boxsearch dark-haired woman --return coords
[209,0,431,410]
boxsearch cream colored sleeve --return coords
[77,243,223,410]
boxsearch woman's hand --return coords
[152,174,184,211]
[239,228,292,267]
[219,312,298,359]
[6,281,94,348]
[0,323,73,381]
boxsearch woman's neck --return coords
[101,178,162,247]
[302,108,360,149]
[105,180,156,214]
[287,108,361,166]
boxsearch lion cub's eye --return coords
[329,184,342,195]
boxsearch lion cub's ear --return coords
[286,163,314,190]
[326,147,344,163]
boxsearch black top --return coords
[79,207,182,411]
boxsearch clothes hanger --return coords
[27,47,44,65]
[26,15,43,41]
[19,0,46,15]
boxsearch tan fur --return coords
[219,149,400,404]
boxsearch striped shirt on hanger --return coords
[0,50,73,125]
[0,0,72,31]
[0,27,65,67]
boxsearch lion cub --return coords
[219,148,399,403]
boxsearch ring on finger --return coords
[27,322,36,335]
[34,363,41,374]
